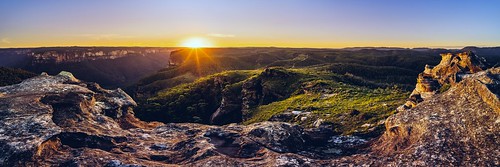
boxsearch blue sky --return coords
[1,0,499,48]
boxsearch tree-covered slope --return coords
[0,67,37,87]
[135,66,410,136]
[131,48,444,97]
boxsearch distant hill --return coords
[0,67,36,87]
[461,46,500,65]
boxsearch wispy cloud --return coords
[1,38,11,44]
[207,33,235,38]
[71,34,134,40]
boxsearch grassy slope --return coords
[138,66,409,135]
[132,48,457,135]
[245,82,408,134]
[243,68,409,134]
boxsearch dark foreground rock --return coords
[0,72,367,166]
[1,65,499,166]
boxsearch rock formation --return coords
[0,71,368,166]
[401,51,488,109]
[370,67,500,166]
[211,68,293,125]
[1,52,499,166]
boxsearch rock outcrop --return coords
[1,55,499,166]
[370,67,500,166]
[0,72,368,166]
[211,68,294,125]
[401,52,488,109]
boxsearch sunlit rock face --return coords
[372,67,500,166]
[401,51,488,109]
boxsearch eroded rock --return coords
[401,51,489,109]
[1,62,499,166]
[0,72,370,166]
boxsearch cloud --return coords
[1,38,11,44]
[207,33,235,38]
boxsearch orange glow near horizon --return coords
[1,37,491,49]
[2,1,500,49]
[180,37,214,48]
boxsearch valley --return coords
[0,48,498,166]
[132,47,500,137]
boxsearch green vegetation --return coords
[439,84,451,93]
[132,48,458,136]
[136,65,410,135]
[0,67,37,87]
[135,70,260,123]
[132,48,443,97]
[245,83,408,134]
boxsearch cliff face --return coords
[212,68,294,125]
[0,52,499,166]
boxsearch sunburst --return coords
[180,37,213,48]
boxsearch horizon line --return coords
[1,45,499,50]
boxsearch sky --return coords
[1,0,499,48]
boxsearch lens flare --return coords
[180,37,213,48]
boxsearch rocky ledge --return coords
[1,54,499,166]
[0,71,369,166]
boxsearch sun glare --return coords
[181,37,213,48]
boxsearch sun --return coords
[180,37,213,48]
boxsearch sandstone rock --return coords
[371,67,500,166]
[1,65,498,166]
[402,51,489,110]
[0,72,368,166]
